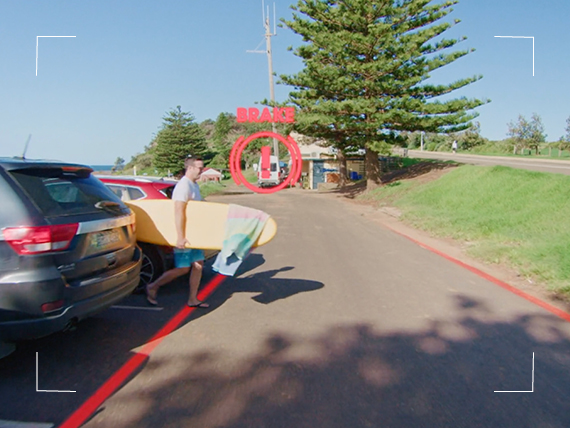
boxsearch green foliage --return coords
[111,157,125,173]
[507,113,546,154]
[201,112,281,170]
[401,129,486,153]
[281,0,488,187]
[153,106,208,175]
[456,121,486,150]
[124,142,155,173]
[469,139,513,155]
[556,116,570,156]
[207,113,235,169]
[556,136,570,155]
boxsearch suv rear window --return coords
[9,168,124,218]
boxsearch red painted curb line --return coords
[58,274,226,428]
[384,224,570,323]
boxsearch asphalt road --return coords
[408,149,570,175]
[1,188,570,427]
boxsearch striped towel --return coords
[212,204,270,276]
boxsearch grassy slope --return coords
[199,168,257,198]
[359,165,570,293]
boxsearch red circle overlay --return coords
[229,131,303,194]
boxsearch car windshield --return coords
[10,168,125,218]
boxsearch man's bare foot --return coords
[146,283,158,306]
[187,300,209,308]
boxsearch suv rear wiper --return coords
[95,201,122,212]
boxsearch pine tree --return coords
[153,106,207,174]
[111,157,125,173]
[281,0,488,189]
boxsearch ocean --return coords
[90,165,114,172]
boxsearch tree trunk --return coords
[337,151,348,189]
[365,148,381,190]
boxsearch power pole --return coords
[247,1,279,163]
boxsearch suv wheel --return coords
[136,244,164,293]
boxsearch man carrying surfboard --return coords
[146,155,210,308]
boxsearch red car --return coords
[97,176,216,292]
[97,175,177,201]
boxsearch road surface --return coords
[408,149,570,175]
[1,188,569,428]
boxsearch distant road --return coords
[407,150,570,176]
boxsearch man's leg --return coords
[146,267,190,304]
[188,260,206,307]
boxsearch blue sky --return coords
[0,0,568,165]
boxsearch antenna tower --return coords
[247,1,280,162]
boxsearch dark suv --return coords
[0,158,142,356]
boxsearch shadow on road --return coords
[0,253,325,425]
[80,294,570,428]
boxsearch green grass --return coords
[199,168,258,198]
[359,165,570,294]
[465,144,570,159]
[400,157,424,168]
[466,150,570,159]
[199,181,226,198]
[358,179,417,205]
[241,168,258,184]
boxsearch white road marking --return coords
[0,421,54,428]
[111,305,163,311]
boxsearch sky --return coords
[0,0,568,165]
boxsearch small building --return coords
[199,167,223,183]
[293,132,337,189]
[291,132,400,190]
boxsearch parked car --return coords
[97,175,177,201]
[256,155,282,187]
[97,176,217,292]
[0,158,142,357]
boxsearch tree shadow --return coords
[80,294,570,428]
[0,253,325,425]
[326,161,458,199]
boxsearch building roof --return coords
[201,167,222,176]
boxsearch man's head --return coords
[184,155,204,182]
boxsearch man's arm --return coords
[174,200,188,248]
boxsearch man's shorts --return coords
[173,248,205,268]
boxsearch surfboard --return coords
[125,199,277,250]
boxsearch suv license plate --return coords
[90,229,121,250]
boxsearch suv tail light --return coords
[41,300,64,313]
[3,223,79,255]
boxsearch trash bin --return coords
[350,171,359,180]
